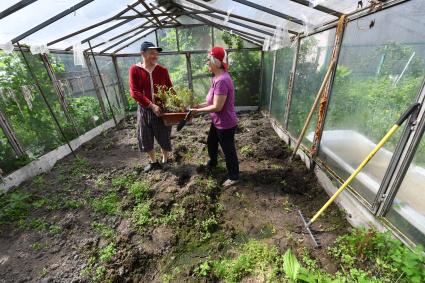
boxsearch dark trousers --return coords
[137,105,172,152]
[207,123,239,180]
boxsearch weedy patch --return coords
[0,191,32,224]
[91,191,120,215]
[128,180,151,202]
[240,145,255,158]
[131,201,152,229]
[91,221,115,238]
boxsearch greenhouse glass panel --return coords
[115,30,157,54]
[213,28,227,48]
[228,50,260,106]
[89,56,125,117]
[177,0,303,33]
[287,28,335,144]
[178,26,212,51]
[193,77,211,104]
[190,53,210,102]
[213,28,259,49]
[0,127,28,175]
[317,0,425,206]
[49,53,106,132]
[156,28,178,52]
[386,134,425,247]
[116,56,139,111]
[260,51,274,110]
[191,53,209,77]
[0,51,69,159]
[270,47,294,123]
[158,54,188,89]
[0,0,82,43]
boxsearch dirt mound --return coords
[0,112,349,283]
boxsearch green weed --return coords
[131,201,152,228]
[91,222,115,238]
[99,243,116,263]
[91,191,120,215]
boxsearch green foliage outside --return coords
[0,50,113,174]
[267,34,425,164]
[0,50,72,172]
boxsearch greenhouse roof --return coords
[0,0,366,54]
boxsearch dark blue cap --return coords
[140,41,163,52]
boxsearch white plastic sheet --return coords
[224,6,234,26]
[262,36,271,51]
[301,14,315,36]
[0,41,14,54]
[270,23,291,51]
[73,43,85,66]
[309,0,326,8]
[30,44,49,54]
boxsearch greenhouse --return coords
[0,0,424,282]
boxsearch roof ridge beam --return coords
[47,0,141,46]
[289,0,343,17]
[231,0,303,25]
[181,0,298,35]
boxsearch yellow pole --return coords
[307,124,400,226]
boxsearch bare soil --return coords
[0,112,349,282]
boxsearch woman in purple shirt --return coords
[191,47,239,188]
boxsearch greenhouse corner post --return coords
[311,15,347,157]
[268,50,277,113]
[88,40,118,127]
[186,53,194,102]
[0,110,25,156]
[16,42,76,158]
[112,55,129,110]
[176,27,181,52]
[283,36,300,130]
[259,51,264,109]
[84,52,109,121]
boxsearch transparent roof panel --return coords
[194,14,270,41]
[92,23,153,53]
[0,0,369,50]
[315,0,360,14]
[175,15,204,25]
[115,29,157,54]
[176,0,337,33]
[0,0,156,45]
[47,16,156,50]
[0,1,21,11]
[0,0,82,43]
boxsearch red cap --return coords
[209,46,228,71]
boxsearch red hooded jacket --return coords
[128,63,173,108]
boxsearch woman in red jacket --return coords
[129,41,173,172]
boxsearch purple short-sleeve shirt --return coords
[205,72,238,129]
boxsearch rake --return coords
[299,102,421,248]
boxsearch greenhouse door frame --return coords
[374,79,425,216]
